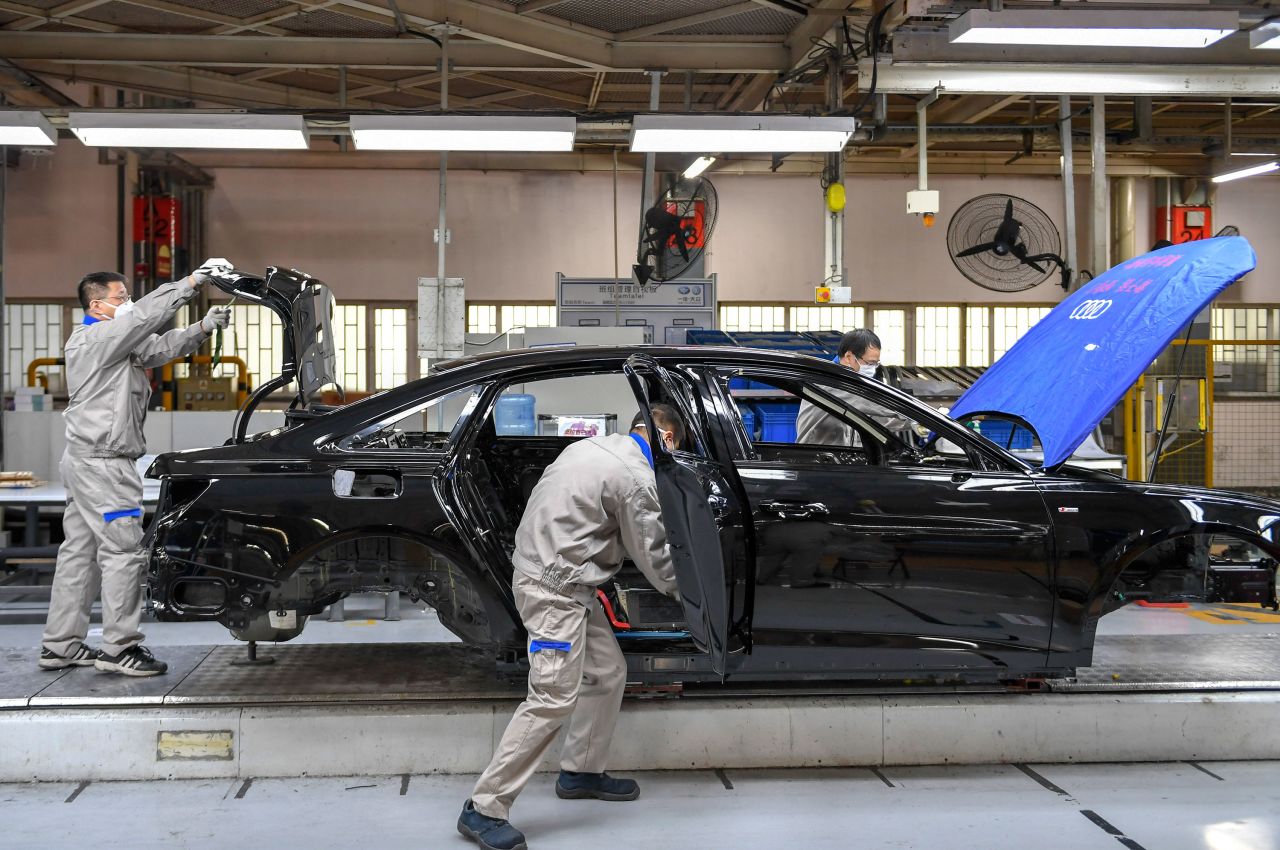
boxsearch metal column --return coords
[1058,96,1078,290]
[824,52,846,286]
[1091,96,1110,275]
[435,30,449,360]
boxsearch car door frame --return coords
[624,353,754,677]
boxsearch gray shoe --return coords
[38,642,99,670]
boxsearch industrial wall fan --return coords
[948,194,1071,291]
[634,176,719,284]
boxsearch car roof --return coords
[429,344,836,376]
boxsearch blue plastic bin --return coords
[740,406,758,440]
[977,419,1034,450]
[494,394,537,436]
[757,402,799,443]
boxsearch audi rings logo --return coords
[1069,299,1113,320]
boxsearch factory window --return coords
[1213,307,1277,341]
[966,306,991,367]
[789,306,865,333]
[467,305,498,334]
[870,308,906,366]
[720,305,786,332]
[3,302,64,394]
[992,306,1052,362]
[374,308,410,390]
[502,304,557,332]
[915,306,962,367]
[332,304,368,393]
[221,304,285,395]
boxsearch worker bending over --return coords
[39,267,231,677]
[459,404,685,850]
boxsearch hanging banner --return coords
[133,196,183,279]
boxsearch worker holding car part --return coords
[796,328,909,445]
[459,404,685,850]
[38,262,233,678]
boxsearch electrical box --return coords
[175,377,236,411]
[418,276,466,363]
[1155,206,1212,243]
[906,189,940,216]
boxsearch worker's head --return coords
[79,272,132,321]
[837,328,882,379]
[630,403,686,453]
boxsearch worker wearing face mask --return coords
[459,404,685,850]
[38,266,232,677]
[796,328,908,445]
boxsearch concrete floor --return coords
[3,761,1278,850]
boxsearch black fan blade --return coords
[956,242,998,258]
[1011,243,1046,273]
[1002,197,1014,225]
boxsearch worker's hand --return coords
[201,305,232,334]
[190,257,235,289]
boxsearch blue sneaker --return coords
[457,800,527,850]
[554,770,640,801]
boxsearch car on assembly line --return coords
[144,259,1279,686]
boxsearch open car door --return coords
[624,354,749,677]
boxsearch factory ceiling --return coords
[0,0,1277,176]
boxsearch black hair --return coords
[630,402,687,449]
[78,271,127,311]
[837,328,882,360]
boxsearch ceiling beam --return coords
[746,0,808,16]
[0,31,790,72]
[341,0,611,68]
[516,0,570,12]
[112,0,290,35]
[19,59,388,109]
[6,0,112,31]
[729,0,850,110]
[467,71,587,105]
[0,0,121,33]
[618,2,758,41]
[930,94,1024,125]
[207,1,341,36]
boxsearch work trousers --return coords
[470,570,627,820]
[42,453,147,657]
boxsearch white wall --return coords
[3,144,1276,306]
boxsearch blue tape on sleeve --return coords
[103,508,143,523]
[529,640,571,653]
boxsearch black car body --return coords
[145,288,1280,685]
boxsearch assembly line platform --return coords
[4,633,1280,712]
[4,627,1280,782]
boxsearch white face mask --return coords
[111,299,135,320]
[858,364,878,379]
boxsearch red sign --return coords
[1155,205,1212,244]
[133,196,182,279]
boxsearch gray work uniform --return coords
[471,433,678,820]
[42,280,208,658]
[795,386,911,446]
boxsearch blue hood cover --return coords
[951,236,1257,469]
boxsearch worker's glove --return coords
[191,257,236,288]
[201,305,232,334]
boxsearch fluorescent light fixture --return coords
[863,60,1280,96]
[69,112,308,149]
[949,9,1238,49]
[0,110,57,146]
[1251,21,1280,49]
[630,115,856,153]
[350,115,576,151]
[682,156,716,179]
[1212,160,1279,183]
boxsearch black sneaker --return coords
[38,642,99,670]
[457,800,527,850]
[555,770,640,801]
[94,645,168,677]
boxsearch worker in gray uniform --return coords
[796,328,909,445]
[459,404,685,850]
[38,267,231,677]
